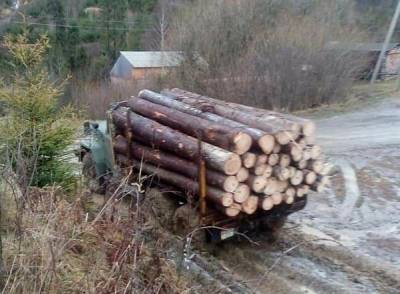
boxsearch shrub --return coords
[167,0,368,111]
[0,32,77,191]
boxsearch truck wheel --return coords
[261,217,287,240]
[82,152,96,179]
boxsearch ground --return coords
[182,94,400,293]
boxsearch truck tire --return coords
[82,152,96,179]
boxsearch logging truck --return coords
[78,89,329,242]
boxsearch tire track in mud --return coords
[200,229,400,294]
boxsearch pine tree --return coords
[0,32,77,191]
[99,0,128,60]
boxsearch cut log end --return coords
[260,197,274,211]
[253,163,268,176]
[258,134,275,154]
[223,154,242,175]
[262,165,273,178]
[236,167,250,182]
[241,152,257,168]
[304,171,317,185]
[285,195,294,204]
[272,143,281,154]
[271,192,283,205]
[256,154,268,165]
[224,204,241,217]
[276,131,297,145]
[268,154,279,166]
[264,177,278,195]
[279,154,291,167]
[223,176,240,193]
[232,132,252,155]
[290,170,304,186]
[233,184,250,203]
[242,196,258,214]
[220,192,234,207]
[249,176,267,193]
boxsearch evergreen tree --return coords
[0,32,77,191]
[99,0,128,60]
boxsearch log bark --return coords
[112,108,241,175]
[114,136,239,192]
[126,97,252,155]
[167,88,316,137]
[163,89,299,145]
[116,155,234,207]
[139,90,275,153]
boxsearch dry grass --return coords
[66,77,163,120]
[0,181,192,293]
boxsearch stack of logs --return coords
[111,88,331,217]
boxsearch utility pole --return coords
[370,0,400,84]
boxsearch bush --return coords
[0,32,77,191]
[167,0,368,111]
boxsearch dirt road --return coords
[192,98,400,293]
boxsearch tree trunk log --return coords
[138,90,275,153]
[168,88,316,137]
[116,155,234,208]
[112,108,241,175]
[114,136,239,192]
[126,97,252,155]
[164,89,301,144]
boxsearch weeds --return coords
[0,179,191,293]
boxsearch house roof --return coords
[325,42,400,52]
[119,51,184,68]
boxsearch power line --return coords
[7,20,155,32]
[34,15,158,26]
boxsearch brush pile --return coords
[111,88,331,217]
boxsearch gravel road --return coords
[198,97,400,293]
